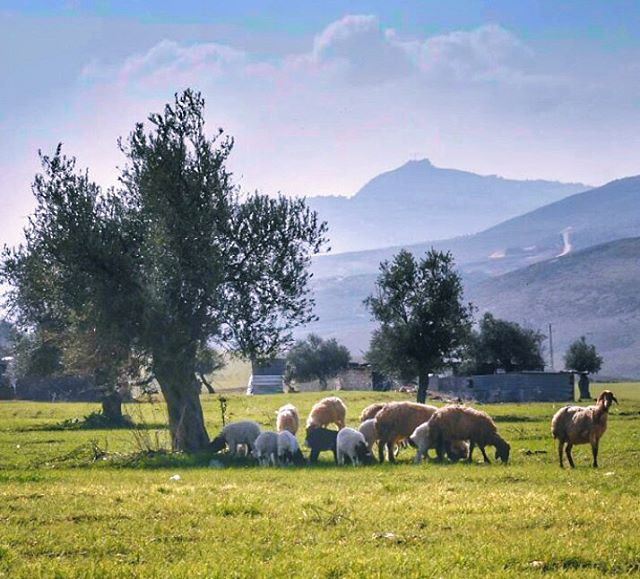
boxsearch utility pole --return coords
[548,323,555,371]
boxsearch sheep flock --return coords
[209,391,618,469]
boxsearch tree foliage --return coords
[364,249,473,402]
[461,313,545,375]
[1,90,327,451]
[285,334,351,390]
[564,336,603,374]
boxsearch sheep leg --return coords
[565,443,576,468]
[378,441,386,464]
[467,441,475,463]
[337,449,344,466]
[591,440,599,468]
[332,448,338,464]
[310,449,319,464]
[557,441,564,468]
[480,446,491,464]
[387,442,396,463]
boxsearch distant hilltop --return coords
[307,159,588,253]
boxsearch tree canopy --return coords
[461,313,545,375]
[285,333,351,390]
[365,249,473,403]
[1,90,327,451]
[564,336,603,374]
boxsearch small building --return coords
[246,359,286,395]
[294,363,392,393]
[430,371,574,403]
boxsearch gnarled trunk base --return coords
[416,371,429,404]
[156,366,210,453]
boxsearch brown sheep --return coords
[359,402,387,423]
[551,390,618,468]
[306,396,347,431]
[374,402,437,463]
[276,403,300,435]
[427,405,510,464]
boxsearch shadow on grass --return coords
[493,415,540,423]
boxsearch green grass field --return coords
[1,384,639,578]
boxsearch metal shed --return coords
[430,371,574,403]
[246,358,286,395]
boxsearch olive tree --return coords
[365,249,473,403]
[564,336,603,374]
[285,334,351,390]
[2,90,327,451]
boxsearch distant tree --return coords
[195,346,226,394]
[564,336,603,374]
[1,90,327,451]
[365,249,473,403]
[461,313,545,375]
[286,334,351,390]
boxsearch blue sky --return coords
[2,1,640,247]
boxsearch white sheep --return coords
[276,403,300,435]
[209,420,261,456]
[551,390,618,468]
[336,427,375,466]
[253,431,279,466]
[277,430,303,465]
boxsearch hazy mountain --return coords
[308,159,587,253]
[302,238,640,378]
[311,174,640,280]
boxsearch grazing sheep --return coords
[427,405,510,464]
[375,402,438,463]
[305,427,338,464]
[306,397,347,431]
[551,390,618,468]
[253,431,279,466]
[209,420,261,456]
[277,430,305,466]
[358,418,378,452]
[409,422,470,463]
[359,402,387,423]
[276,403,300,435]
[336,427,375,466]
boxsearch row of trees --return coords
[1,90,604,451]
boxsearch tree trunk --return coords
[417,370,429,404]
[101,391,123,422]
[198,372,215,394]
[155,362,210,453]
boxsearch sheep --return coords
[209,420,261,456]
[409,421,470,463]
[305,427,338,464]
[374,402,438,463]
[253,431,279,466]
[277,430,305,466]
[359,402,387,423]
[551,390,618,468]
[336,427,375,466]
[358,418,378,452]
[426,405,510,464]
[276,403,300,435]
[306,396,347,431]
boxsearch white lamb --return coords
[209,420,261,457]
[336,427,375,466]
[253,431,279,466]
[358,418,378,452]
[277,430,303,465]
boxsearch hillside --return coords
[302,237,640,378]
[311,174,640,280]
[308,159,586,253]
